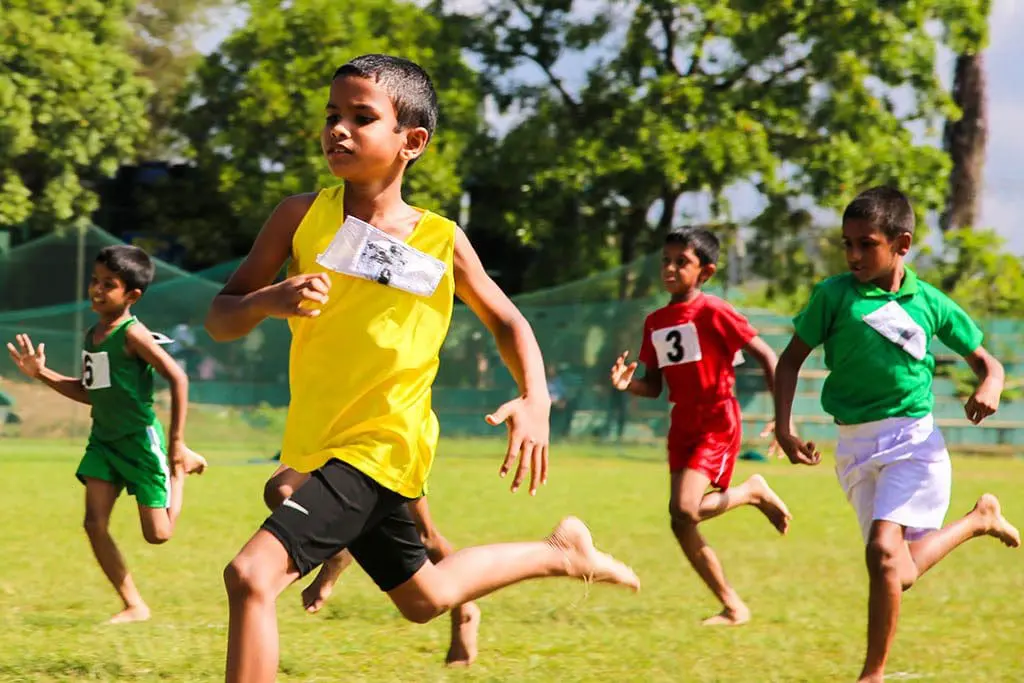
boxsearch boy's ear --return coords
[894,231,913,256]
[400,127,430,162]
[698,262,717,285]
[126,288,143,305]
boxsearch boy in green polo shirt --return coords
[7,245,207,624]
[773,187,1020,683]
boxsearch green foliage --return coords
[179,0,480,232]
[126,0,229,158]
[0,0,151,234]
[919,228,1024,318]
[460,0,991,292]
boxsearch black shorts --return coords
[261,459,428,592]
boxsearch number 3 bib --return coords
[651,322,702,367]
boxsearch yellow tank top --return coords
[280,185,456,498]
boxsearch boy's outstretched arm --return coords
[453,227,550,495]
[609,351,662,398]
[773,337,821,465]
[7,334,90,405]
[962,345,1005,424]
[205,194,328,342]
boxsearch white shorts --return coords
[835,414,951,544]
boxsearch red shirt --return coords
[638,293,757,408]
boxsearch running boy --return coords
[773,187,1020,682]
[6,245,207,624]
[204,54,639,682]
[609,228,792,626]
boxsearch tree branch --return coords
[685,20,714,77]
[506,0,581,110]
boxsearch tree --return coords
[940,52,988,232]
[179,0,480,236]
[459,0,991,293]
[126,0,230,159]
[0,0,151,236]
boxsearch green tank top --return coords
[83,317,158,440]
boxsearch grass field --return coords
[1,438,1022,682]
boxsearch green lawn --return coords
[1,438,1022,682]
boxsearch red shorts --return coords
[667,397,742,489]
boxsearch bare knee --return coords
[865,537,901,577]
[142,526,172,545]
[669,501,700,529]
[224,554,273,601]
[83,514,109,539]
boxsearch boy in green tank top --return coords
[7,245,207,624]
[773,187,1020,682]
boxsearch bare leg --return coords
[224,530,301,683]
[907,493,1019,584]
[225,518,637,683]
[859,521,905,683]
[385,516,639,624]
[137,447,207,543]
[410,497,481,667]
[858,495,1020,683]
[82,478,150,624]
[669,469,790,626]
[695,473,792,534]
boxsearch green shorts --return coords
[76,423,171,509]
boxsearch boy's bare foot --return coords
[546,516,641,591]
[445,602,481,667]
[107,603,151,624]
[701,603,751,626]
[302,550,354,613]
[748,474,792,535]
[974,494,1021,548]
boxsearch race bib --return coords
[862,301,927,360]
[81,350,112,390]
[315,215,446,297]
[650,322,702,367]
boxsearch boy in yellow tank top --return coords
[205,54,640,683]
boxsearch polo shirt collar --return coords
[855,266,919,299]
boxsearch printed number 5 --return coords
[83,355,94,388]
[665,329,684,363]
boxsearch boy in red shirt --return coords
[611,228,792,625]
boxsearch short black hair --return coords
[665,228,720,266]
[333,54,439,141]
[842,186,915,239]
[95,245,155,293]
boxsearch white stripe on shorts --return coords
[146,425,172,509]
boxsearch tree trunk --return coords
[941,52,988,232]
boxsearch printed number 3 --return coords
[83,355,94,388]
[665,329,685,363]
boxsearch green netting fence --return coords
[2,225,1023,449]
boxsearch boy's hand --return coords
[7,334,47,378]
[610,351,637,391]
[965,382,1001,424]
[261,273,331,319]
[167,439,208,475]
[487,395,550,495]
[775,430,821,466]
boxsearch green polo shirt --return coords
[793,268,983,425]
